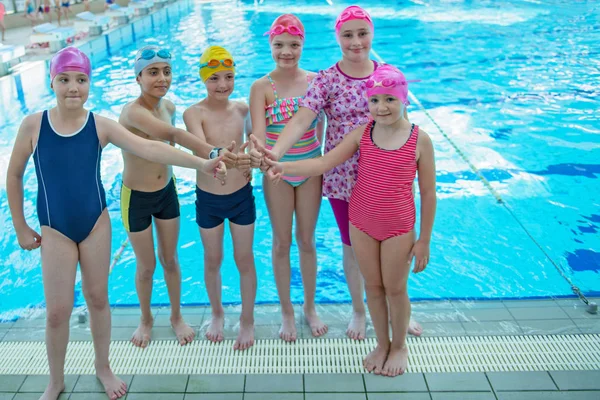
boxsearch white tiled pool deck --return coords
[1,298,599,399]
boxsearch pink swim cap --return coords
[365,64,411,105]
[50,47,91,81]
[335,5,374,36]
[264,14,305,42]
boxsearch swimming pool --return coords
[0,0,598,319]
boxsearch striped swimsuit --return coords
[265,74,321,187]
[349,121,419,241]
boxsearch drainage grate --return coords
[1,335,599,374]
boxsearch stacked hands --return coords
[209,140,252,185]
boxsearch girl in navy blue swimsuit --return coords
[6,47,226,400]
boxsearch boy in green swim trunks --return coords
[183,45,256,351]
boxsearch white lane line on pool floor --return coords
[1,335,599,374]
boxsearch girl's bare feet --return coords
[206,313,225,342]
[408,320,423,336]
[279,310,297,342]
[363,343,389,375]
[304,305,328,337]
[131,316,153,348]
[346,311,366,340]
[96,366,127,399]
[39,381,64,400]
[171,315,195,345]
[234,319,254,350]
[382,345,408,377]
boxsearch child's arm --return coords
[6,115,42,250]
[97,116,226,182]
[124,103,214,159]
[259,125,364,181]
[411,129,436,273]
[248,79,268,169]
[182,106,237,168]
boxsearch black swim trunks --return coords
[120,177,180,233]
[195,182,256,229]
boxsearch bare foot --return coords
[408,319,423,336]
[39,381,64,400]
[206,313,224,342]
[131,317,153,348]
[346,311,366,340]
[363,343,389,374]
[234,319,254,351]
[171,315,195,346]
[279,310,297,342]
[96,367,127,399]
[382,345,408,377]
[304,305,328,337]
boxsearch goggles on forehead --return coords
[337,8,372,26]
[264,25,305,39]
[199,59,236,69]
[137,48,171,61]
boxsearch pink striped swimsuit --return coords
[349,121,419,241]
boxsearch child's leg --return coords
[330,198,366,340]
[348,224,388,374]
[154,216,195,346]
[127,227,156,348]
[229,222,257,350]
[263,176,296,341]
[78,211,127,398]
[380,230,416,377]
[199,224,225,342]
[294,176,327,337]
[40,227,78,400]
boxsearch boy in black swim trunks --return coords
[183,45,257,351]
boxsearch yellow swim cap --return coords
[199,46,235,82]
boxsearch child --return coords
[24,0,39,27]
[0,1,5,42]
[6,47,225,400]
[259,65,436,376]
[119,45,229,348]
[248,14,326,342]
[183,45,256,351]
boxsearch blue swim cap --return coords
[134,45,172,76]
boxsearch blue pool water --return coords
[0,0,599,319]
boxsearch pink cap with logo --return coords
[365,64,414,105]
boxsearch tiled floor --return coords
[1,371,600,399]
[1,298,599,399]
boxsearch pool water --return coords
[0,0,598,319]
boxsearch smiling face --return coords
[368,93,405,125]
[337,19,373,62]
[51,71,90,110]
[270,33,303,69]
[137,62,172,97]
[204,70,235,100]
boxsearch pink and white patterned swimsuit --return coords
[300,61,379,202]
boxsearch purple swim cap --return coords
[50,47,91,81]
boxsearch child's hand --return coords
[221,141,238,169]
[202,155,227,185]
[410,239,430,273]
[236,141,251,172]
[248,135,263,169]
[250,135,279,162]
[263,157,283,185]
[16,225,42,251]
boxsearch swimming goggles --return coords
[337,8,372,26]
[366,78,419,89]
[263,25,305,39]
[199,59,236,69]
[137,48,171,61]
